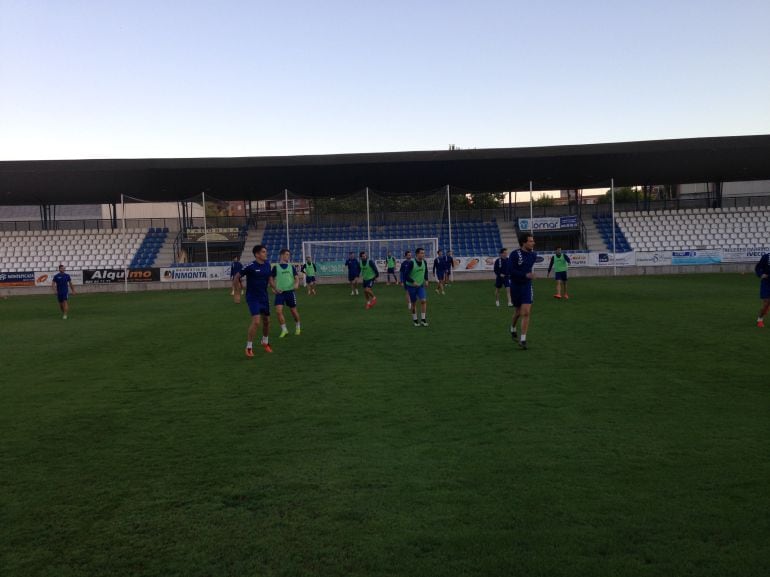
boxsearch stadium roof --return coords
[1,134,770,206]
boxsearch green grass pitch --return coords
[1,274,768,577]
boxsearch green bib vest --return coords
[409,259,426,285]
[361,260,376,281]
[553,254,568,273]
[304,263,316,276]
[274,263,295,291]
[387,256,396,268]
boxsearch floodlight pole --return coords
[366,187,371,256]
[611,178,617,276]
[284,188,290,253]
[121,194,128,293]
[446,185,452,254]
[529,181,534,235]
[202,191,211,289]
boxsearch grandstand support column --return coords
[202,191,211,290]
[611,178,616,277]
[284,188,290,252]
[121,194,128,293]
[529,181,534,231]
[446,185,452,254]
[366,187,371,256]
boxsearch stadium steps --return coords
[240,223,265,261]
[155,235,176,268]
[583,218,606,251]
[498,222,518,252]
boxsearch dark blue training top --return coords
[494,257,508,278]
[755,253,770,278]
[230,260,243,278]
[53,272,71,295]
[240,260,272,301]
[399,259,410,283]
[507,249,538,284]
[345,258,361,276]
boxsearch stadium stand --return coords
[617,206,770,251]
[129,227,169,268]
[593,214,632,252]
[260,220,503,261]
[0,228,153,272]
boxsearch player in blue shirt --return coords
[52,264,75,319]
[508,233,537,349]
[344,252,361,296]
[403,247,430,326]
[444,250,455,285]
[494,248,512,307]
[235,244,278,355]
[755,252,770,328]
[399,250,412,309]
[230,255,243,304]
[432,249,446,295]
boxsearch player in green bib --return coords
[547,247,572,299]
[385,251,397,285]
[301,256,318,296]
[359,250,379,309]
[271,249,302,337]
[403,247,430,326]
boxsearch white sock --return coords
[261,337,268,345]
[510,326,516,333]
[246,341,253,349]
[421,313,426,320]
[521,334,527,342]
[281,324,287,331]
[412,313,417,320]
[296,322,301,329]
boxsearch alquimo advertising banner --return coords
[82,268,160,284]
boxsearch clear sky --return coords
[1,0,769,160]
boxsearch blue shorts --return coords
[510,283,533,307]
[761,279,770,299]
[246,298,270,317]
[57,293,68,303]
[305,276,316,284]
[407,285,426,303]
[363,278,375,289]
[494,276,510,289]
[348,273,358,282]
[387,267,395,274]
[274,291,297,308]
[555,271,568,281]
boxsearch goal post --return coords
[302,237,439,277]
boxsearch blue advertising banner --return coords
[671,250,722,265]
[0,271,35,286]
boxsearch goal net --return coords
[302,237,439,277]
